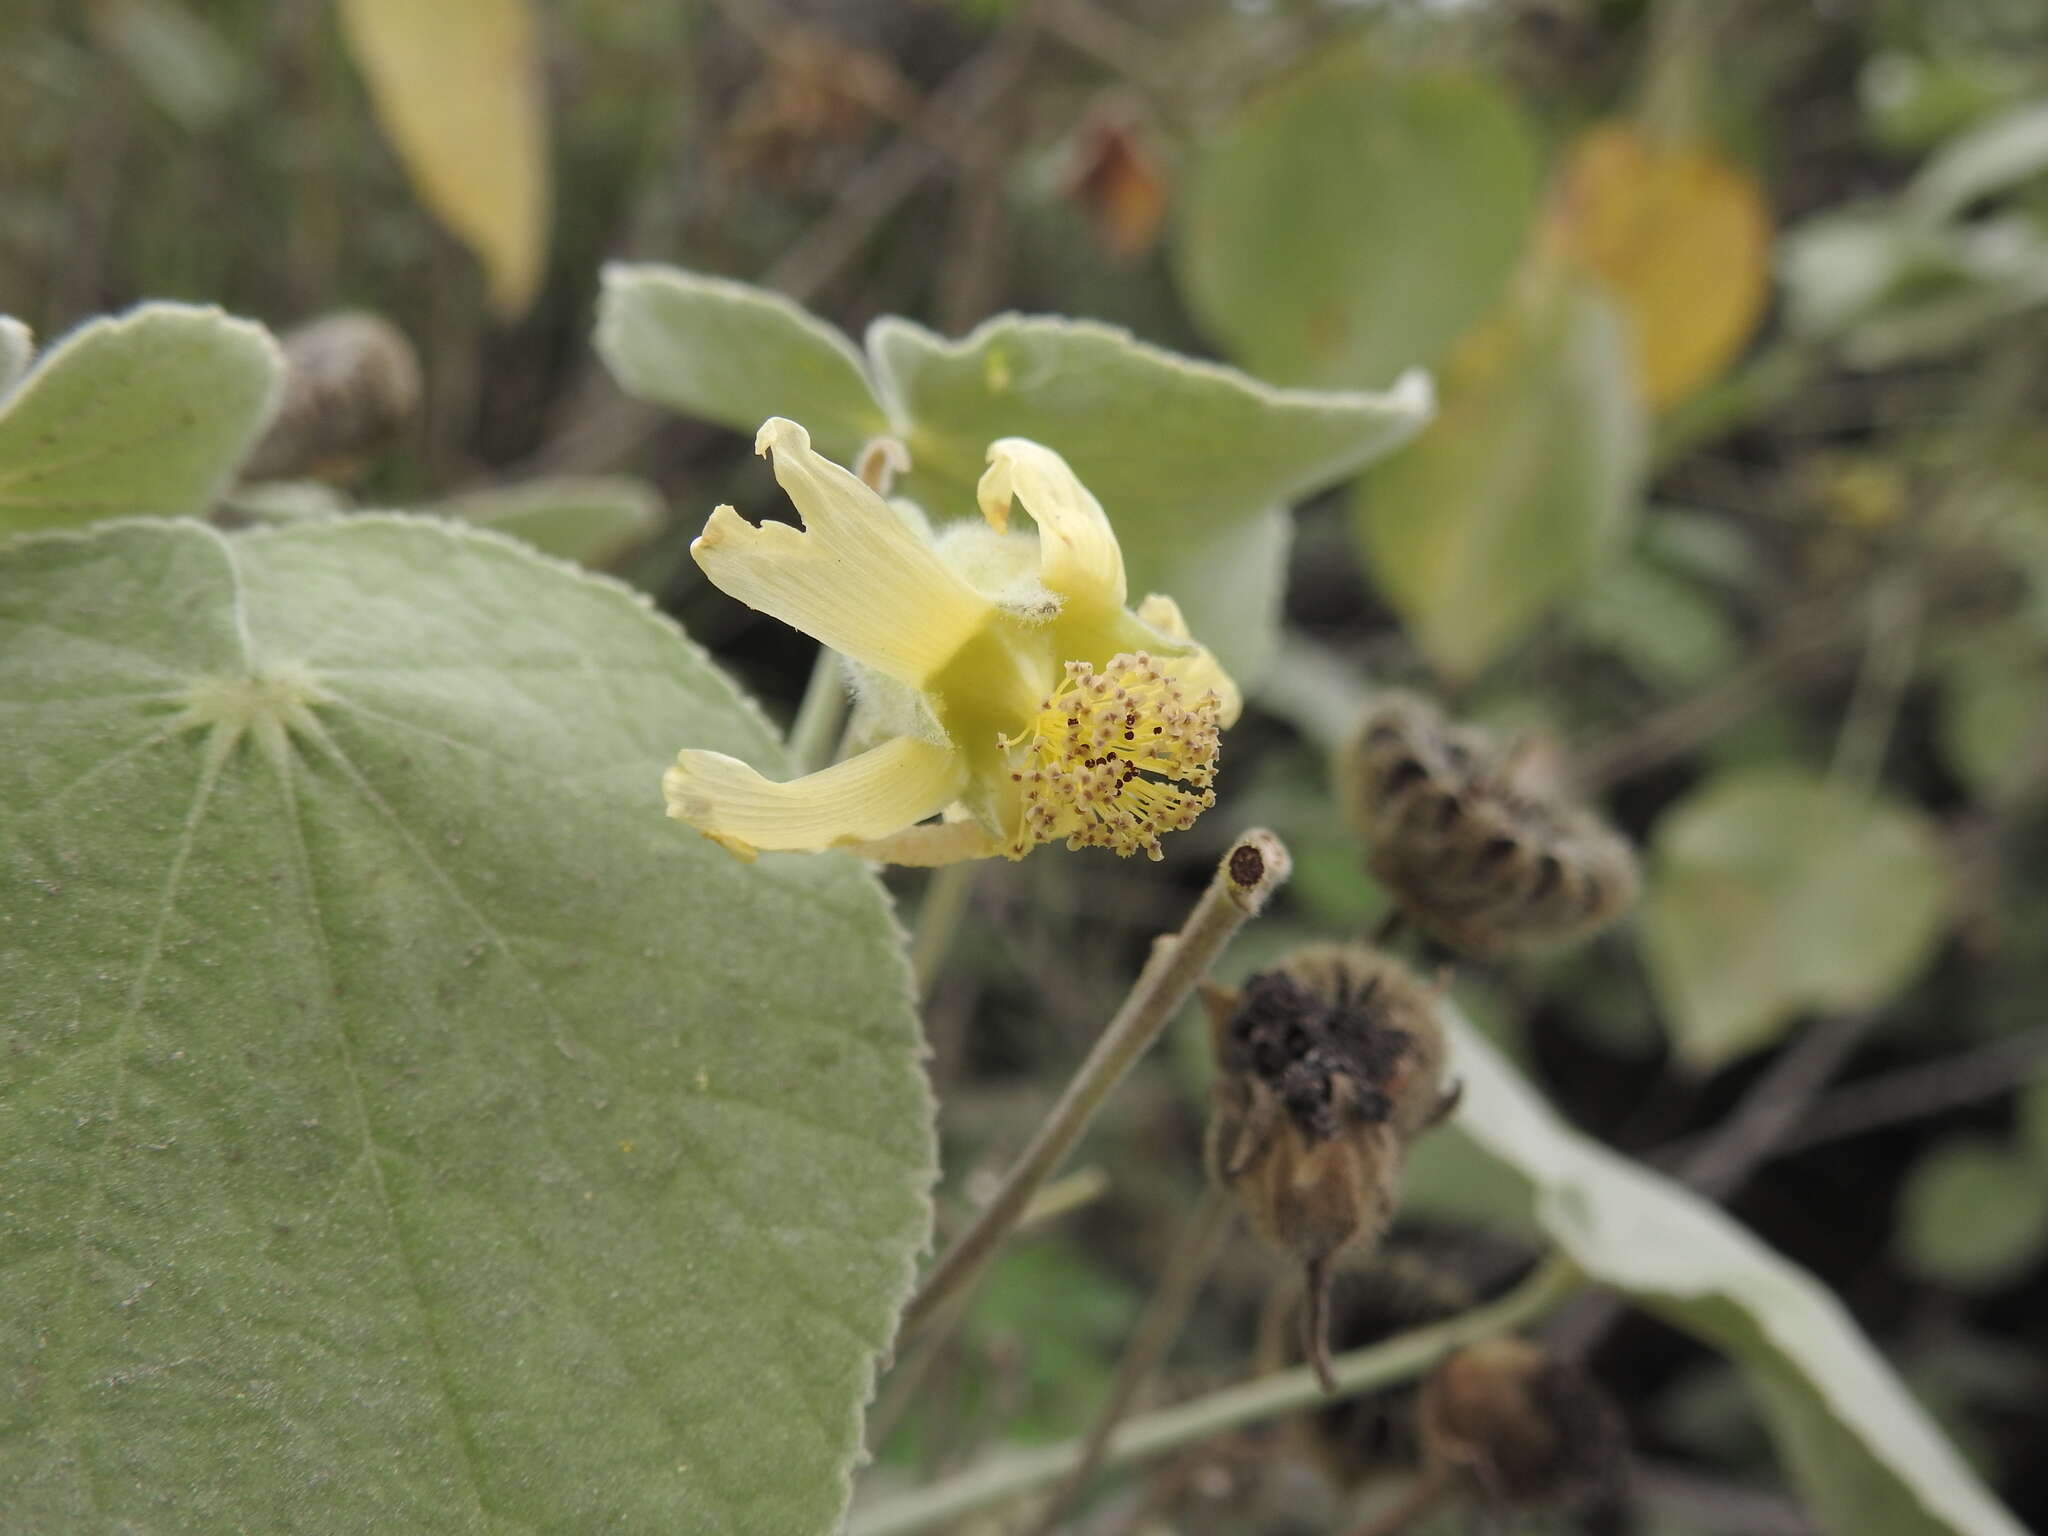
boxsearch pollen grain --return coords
[1003,651,1220,860]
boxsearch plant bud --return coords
[1337,691,1638,956]
[1204,945,1461,1392]
[243,311,422,483]
[1419,1336,1627,1514]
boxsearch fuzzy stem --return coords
[850,1252,1583,1536]
[896,831,1292,1341]
[786,648,847,775]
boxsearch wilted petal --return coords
[693,418,993,688]
[978,438,1127,614]
[663,735,967,860]
[1137,592,1242,726]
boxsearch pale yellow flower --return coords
[664,418,1241,864]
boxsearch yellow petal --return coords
[839,818,1004,866]
[979,438,1127,613]
[1137,593,1242,726]
[663,735,967,859]
[693,418,994,688]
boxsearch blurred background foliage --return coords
[9,0,2048,1529]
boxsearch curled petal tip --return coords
[976,452,1014,533]
[754,416,809,457]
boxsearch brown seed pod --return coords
[1263,1251,1477,1493]
[1337,691,1639,956]
[1204,945,1461,1392]
[1419,1336,1628,1514]
[243,312,422,484]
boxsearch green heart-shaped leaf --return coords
[1643,767,1951,1068]
[868,313,1431,682]
[1174,52,1538,389]
[1897,1135,2048,1290]
[597,265,891,464]
[1,516,932,1533]
[595,268,1433,687]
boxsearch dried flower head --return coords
[1204,944,1460,1391]
[1420,1336,1628,1515]
[243,311,421,483]
[1263,1251,1476,1491]
[1338,691,1638,955]
[663,419,1239,864]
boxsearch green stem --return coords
[895,831,1292,1342]
[910,860,979,997]
[1026,1185,1238,1534]
[850,1253,1584,1536]
[786,648,847,775]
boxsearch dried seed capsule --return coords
[1204,945,1461,1392]
[1337,691,1639,956]
[1265,1251,1476,1492]
[243,311,422,483]
[1419,1336,1627,1515]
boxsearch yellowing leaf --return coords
[1551,124,1772,411]
[338,0,550,316]
[1355,280,1646,681]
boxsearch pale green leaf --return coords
[438,475,666,568]
[0,303,281,533]
[1906,98,2048,223]
[0,517,932,1534]
[1938,642,2048,801]
[1444,1014,2027,1536]
[1571,550,1739,689]
[596,264,891,465]
[594,268,1431,686]
[1356,281,1646,681]
[867,312,1433,683]
[1897,1136,2048,1289]
[0,317,30,400]
[338,0,550,316]
[1643,767,1951,1068]
[89,0,245,133]
[1174,52,1537,388]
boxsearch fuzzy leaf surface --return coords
[597,265,891,465]
[1444,1016,2027,1536]
[867,313,1432,682]
[0,517,932,1534]
[438,475,666,568]
[0,304,280,534]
